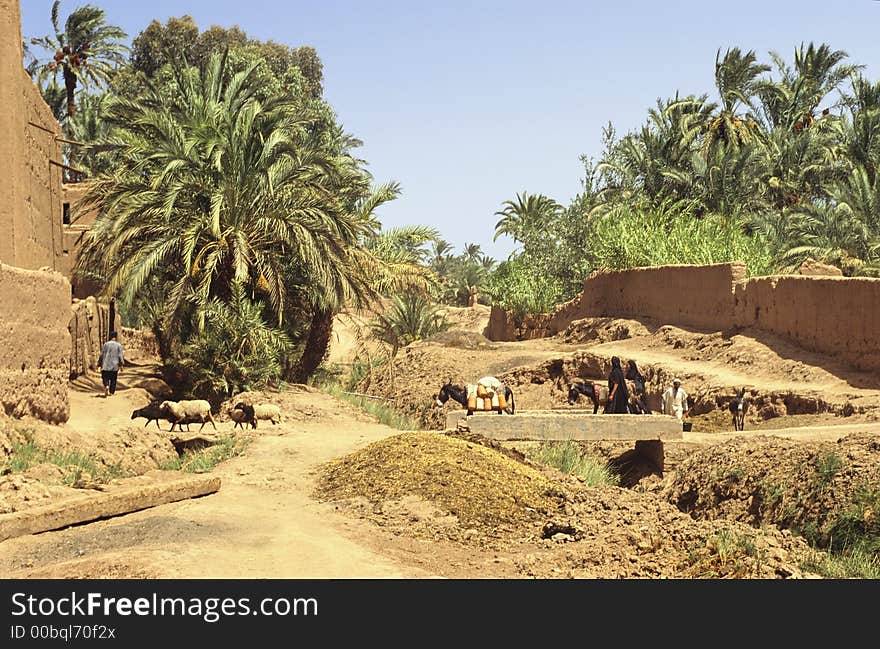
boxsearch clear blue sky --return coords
[20,0,880,260]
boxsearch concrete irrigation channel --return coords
[446,409,683,473]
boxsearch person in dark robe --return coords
[625,359,651,414]
[605,356,630,414]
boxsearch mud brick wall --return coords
[484,262,880,375]
[0,264,71,423]
[120,326,159,363]
[485,263,747,340]
[68,297,113,379]
[0,1,65,273]
[22,70,65,270]
[734,275,880,373]
[576,262,748,331]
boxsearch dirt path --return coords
[586,337,877,398]
[64,356,195,434]
[0,390,435,579]
[682,421,880,444]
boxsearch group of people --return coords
[605,355,690,420]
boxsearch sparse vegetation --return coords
[826,486,880,556]
[801,546,880,579]
[814,451,844,487]
[529,441,619,486]
[321,383,418,430]
[686,528,769,578]
[159,435,251,473]
[1,441,128,486]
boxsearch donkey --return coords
[568,380,647,414]
[435,380,515,416]
[567,381,603,414]
[729,387,749,431]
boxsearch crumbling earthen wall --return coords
[734,275,880,373]
[68,297,112,379]
[60,182,102,297]
[575,263,748,330]
[0,0,26,268]
[485,262,880,373]
[120,326,159,363]
[0,264,71,423]
[484,264,880,371]
[485,263,747,340]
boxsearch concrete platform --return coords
[446,409,683,441]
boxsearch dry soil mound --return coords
[317,432,562,531]
[559,317,656,344]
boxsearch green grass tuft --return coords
[528,441,619,486]
[2,441,131,486]
[321,383,418,431]
[814,451,844,487]
[800,546,880,579]
[159,435,251,473]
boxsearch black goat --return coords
[130,401,166,430]
[233,402,258,430]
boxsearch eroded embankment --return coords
[662,433,880,554]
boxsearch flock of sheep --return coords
[130,399,282,433]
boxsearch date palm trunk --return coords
[290,307,334,383]
[63,65,77,117]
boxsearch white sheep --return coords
[160,400,217,432]
[233,402,282,429]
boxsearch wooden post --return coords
[109,296,116,337]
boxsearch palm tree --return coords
[493,192,561,243]
[30,1,128,118]
[76,51,363,346]
[463,242,483,262]
[706,48,770,150]
[369,293,450,359]
[64,91,113,174]
[364,223,440,269]
[757,43,857,134]
[479,254,496,273]
[288,179,436,383]
[837,75,880,183]
[181,282,293,401]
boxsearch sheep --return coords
[159,400,217,433]
[130,401,166,429]
[233,402,281,429]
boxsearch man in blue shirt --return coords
[98,331,125,397]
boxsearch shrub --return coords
[171,284,292,405]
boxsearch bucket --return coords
[682,422,693,432]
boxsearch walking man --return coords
[98,330,125,397]
[662,377,689,421]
